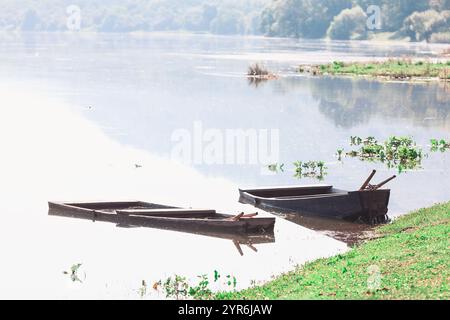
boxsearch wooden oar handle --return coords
[241,213,258,219]
[246,243,258,252]
[359,170,377,191]
[232,240,244,256]
[374,175,397,190]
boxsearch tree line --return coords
[261,0,450,42]
[1,0,449,43]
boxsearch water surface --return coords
[0,33,448,299]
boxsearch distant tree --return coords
[3,0,450,42]
[210,8,245,34]
[428,0,450,11]
[260,0,352,38]
[429,31,450,42]
[203,4,218,24]
[183,7,206,31]
[350,0,429,31]
[403,9,449,41]
[327,6,368,40]
[21,9,39,31]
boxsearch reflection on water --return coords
[309,78,450,129]
[48,205,276,257]
[0,33,449,298]
[0,84,347,299]
[270,210,380,246]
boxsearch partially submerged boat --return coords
[48,201,276,234]
[239,171,396,224]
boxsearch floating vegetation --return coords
[148,270,237,300]
[430,139,450,152]
[301,59,450,81]
[163,275,189,300]
[267,163,285,173]
[336,148,344,161]
[63,263,84,283]
[293,161,327,181]
[138,280,147,298]
[247,63,278,87]
[343,136,424,173]
[248,63,270,77]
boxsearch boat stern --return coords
[351,189,391,224]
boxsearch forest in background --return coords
[0,0,449,43]
[262,0,450,42]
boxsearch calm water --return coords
[0,33,449,299]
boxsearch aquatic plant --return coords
[350,136,363,146]
[302,59,450,81]
[267,163,285,173]
[151,271,238,300]
[63,263,84,283]
[293,160,328,181]
[138,280,147,298]
[248,63,270,77]
[336,148,344,161]
[247,63,278,87]
[343,136,424,173]
[430,138,450,152]
[163,275,189,300]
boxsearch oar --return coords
[359,170,377,191]
[232,240,244,256]
[228,212,258,221]
[241,213,259,219]
[229,212,245,221]
[373,175,397,190]
[245,243,258,253]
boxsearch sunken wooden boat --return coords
[48,201,276,234]
[239,171,396,224]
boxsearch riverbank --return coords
[299,60,450,82]
[216,202,450,300]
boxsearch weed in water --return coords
[156,271,238,300]
[268,163,285,173]
[344,136,424,173]
[294,160,328,180]
[63,263,84,283]
[430,139,450,152]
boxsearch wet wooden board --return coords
[117,208,216,218]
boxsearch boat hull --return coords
[239,187,390,223]
[48,201,275,234]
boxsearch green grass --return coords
[307,60,450,80]
[216,202,450,300]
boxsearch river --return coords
[0,33,448,299]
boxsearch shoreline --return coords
[215,202,450,300]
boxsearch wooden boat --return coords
[48,201,276,234]
[239,171,396,224]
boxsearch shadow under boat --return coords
[272,210,379,245]
[48,201,275,256]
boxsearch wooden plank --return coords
[242,185,332,193]
[116,208,217,218]
[270,193,348,200]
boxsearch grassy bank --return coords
[300,60,450,81]
[216,202,450,300]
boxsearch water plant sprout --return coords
[343,136,424,173]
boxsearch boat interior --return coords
[242,185,348,199]
[55,201,224,219]
[64,201,173,211]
